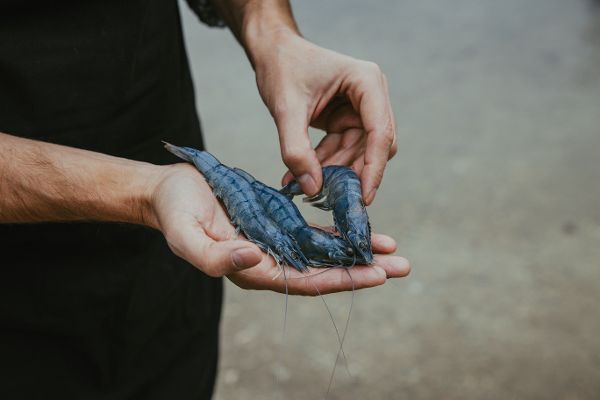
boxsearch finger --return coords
[281,133,342,186]
[282,127,367,185]
[202,240,264,277]
[289,265,388,295]
[372,255,410,278]
[319,128,366,167]
[315,103,363,166]
[281,170,295,187]
[228,252,387,295]
[274,95,322,196]
[314,133,342,162]
[282,103,364,185]
[228,253,408,295]
[310,97,343,130]
[382,74,398,161]
[344,63,395,205]
[324,103,363,134]
[172,225,263,277]
[371,233,397,254]
[281,170,294,187]
[351,155,365,176]
[389,133,398,160]
[360,89,393,205]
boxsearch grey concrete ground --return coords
[180,1,600,398]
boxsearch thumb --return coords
[202,240,263,277]
[174,229,263,277]
[274,96,322,196]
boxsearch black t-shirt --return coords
[0,1,222,398]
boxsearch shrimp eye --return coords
[290,252,299,260]
[346,247,354,255]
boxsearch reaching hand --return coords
[149,164,409,294]
[252,32,397,205]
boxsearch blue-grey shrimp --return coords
[163,142,309,272]
[231,168,359,267]
[281,166,374,264]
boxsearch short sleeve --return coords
[185,0,226,28]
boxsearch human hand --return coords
[250,31,397,205]
[149,163,264,277]
[227,231,410,296]
[149,164,409,293]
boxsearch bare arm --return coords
[211,0,397,204]
[0,131,408,293]
[0,131,269,275]
[209,0,299,50]
[0,132,158,225]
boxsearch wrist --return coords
[138,162,202,232]
[239,1,301,68]
[124,162,165,230]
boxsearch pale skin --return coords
[0,0,409,295]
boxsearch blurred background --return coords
[180,0,600,398]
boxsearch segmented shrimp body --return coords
[164,143,309,272]
[281,166,373,264]
[232,168,359,267]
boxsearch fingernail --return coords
[298,173,319,196]
[232,248,261,270]
[281,171,293,186]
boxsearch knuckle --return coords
[373,168,385,189]
[282,147,307,167]
[272,101,289,120]
[349,61,382,88]
[389,140,398,159]
[378,129,394,148]
[360,62,388,89]
[379,116,395,140]
[362,61,382,75]
[381,71,389,84]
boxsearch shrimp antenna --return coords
[285,268,333,280]
[311,281,352,381]
[269,248,283,280]
[285,264,353,281]
[273,253,290,394]
[282,260,289,340]
[325,268,355,397]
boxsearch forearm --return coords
[0,132,161,226]
[211,0,299,67]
